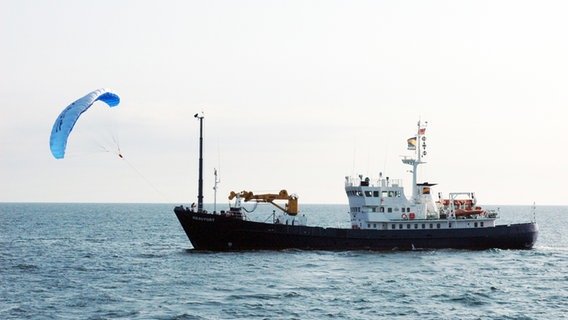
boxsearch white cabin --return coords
[345,120,497,231]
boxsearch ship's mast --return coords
[402,120,427,202]
[195,113,204,213]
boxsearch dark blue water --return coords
[1,203,567,319]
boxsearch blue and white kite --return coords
[50,88,120,159]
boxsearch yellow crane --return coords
[228,189,299,215]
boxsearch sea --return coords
[1,203,567,320]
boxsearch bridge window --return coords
[373,191,379,197]
[474,222,478,228]
[429,224,433,229]
[402,208,406,213]
[406,224,411,229]
[480,222,484,227]
[385,191,400,197]
[414,224,418,229]
[437,223,441,229]
[391,224,396,229]
[388,208,392,213]
[399,224,403,229]
[422,224,426,229]
[365,191,372,197]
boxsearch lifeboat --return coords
[454,208,486,217]
[442,199,475,206]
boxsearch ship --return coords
[174,115,538,251]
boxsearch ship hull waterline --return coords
[174,207,538,251]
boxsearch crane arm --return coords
[228,189,299,215]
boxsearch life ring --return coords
[402,213,408,220]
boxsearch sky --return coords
[1,0,567,205]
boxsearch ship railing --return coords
[487,210,498,218]
[344,176,403,187]
[344,176,356,186]
[379,179,403,187]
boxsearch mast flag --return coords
[407,137,417,150]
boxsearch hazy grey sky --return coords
[1,0,567,205]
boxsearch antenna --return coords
[213,168,221,213]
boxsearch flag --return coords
[407,137,417,150]
[418,128,426,135]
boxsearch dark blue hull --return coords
[174,207,538,251]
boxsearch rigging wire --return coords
[241,202,258,213]
[120,155,171,203]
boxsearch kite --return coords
[49,88,120,159]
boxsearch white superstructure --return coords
[345,120,497,230]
